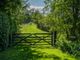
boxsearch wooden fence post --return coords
[54,31,57,46]
[51,32,54,46]
[51,31,57,46]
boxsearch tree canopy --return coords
[0,0,28,50]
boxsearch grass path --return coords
[0,23,77,60]
[0,44,76,60]
[19,23,46,33]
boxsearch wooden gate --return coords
[13,32,56,46]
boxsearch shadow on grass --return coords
[0,44,62,60]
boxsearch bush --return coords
[56,33,80,58]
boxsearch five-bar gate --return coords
[13,32,56,46]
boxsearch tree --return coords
[0,0,28,50]
[44,0,80,56]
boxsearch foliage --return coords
[44,0,80,58]
[0,0,27,50]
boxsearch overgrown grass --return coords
[0,23,77,60]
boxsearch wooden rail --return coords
[13,32,56,46]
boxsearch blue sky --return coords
[28,0,49,14]
[29,0,45,7]
[28,0,45,12]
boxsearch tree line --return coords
[0,0,28,50]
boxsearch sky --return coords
[29,0,45,6]
[28,0,45,11]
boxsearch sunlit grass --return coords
[0,45,76,60]
[19,23,46,33]
[32,48,76,60]
[0,23,77,60]
[19,23,76,60]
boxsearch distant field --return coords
[19,23,46,33]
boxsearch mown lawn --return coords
[0,23,77,60]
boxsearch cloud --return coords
[27,5,44,13]
[30,6,44,10]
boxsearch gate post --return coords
[51,32,54,46]
[51,31,57,46]
[54,31,57,46]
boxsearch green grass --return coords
[0,23,77,60]
[19,23,46,33]
[0,45,76,60]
